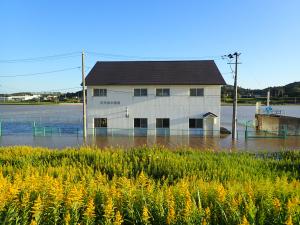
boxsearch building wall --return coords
[86,85,222,135]
[256,114,300,135]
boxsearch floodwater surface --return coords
[0,104,299,151]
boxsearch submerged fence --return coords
[0,120,221,137]
[244,120,290,139]
[91,127,220,137]
[1,119,299,140]
[0,120,82,137]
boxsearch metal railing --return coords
[245,129,288,139]
[92,127,220,137]
[244,121,288,139]
[0,122,221,137]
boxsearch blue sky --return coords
[0,0,299,93]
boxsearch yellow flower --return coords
[49,180,64,204]
[273,198,281,212]
[240,215,250,225]
[216,184,226,203]
[205,207,211,221]
[30,220,37,225]
[142,205,151,224]
[84,197,95,219]
[138,171,148,187]
[166,189,176,225]
[65,211,71,225]
[32,195,43,222]
[65,186,83,209]
[104,197,115,223]
[287,197,299,214]
[231,196,240,209]
[114,211,124,225]
[246,185,254,200]
[183,189,192,219]
[110,185,121,200]
[285,215,293,225]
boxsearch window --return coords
[156,118,170,128]
[190,88,204,96]
[134,118,148,128]
[156,88,170,96]
[94,118,107,127]
[93,89,107,97]
[189,118,203,128]
[134,88,147,97]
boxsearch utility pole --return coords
[267,89,270,107]
[225,52,241,140]
[82,50,87,143]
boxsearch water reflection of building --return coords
[85,60,226,136]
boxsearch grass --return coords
[0,146,300,224]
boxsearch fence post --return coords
[245,124,248,140]
[0,121,2,136]
[283,125,287,139]
[32,121,36,136]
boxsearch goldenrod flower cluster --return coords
[0,146,299,224]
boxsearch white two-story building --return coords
[85,60,226,136]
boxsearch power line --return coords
[0,50,224,64]
[0,52,81,63]
[86,51,224,61]
[0,67,81,78]
[41,87,82,93]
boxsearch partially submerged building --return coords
[85,60,226,136]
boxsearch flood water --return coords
[0,104,299,151]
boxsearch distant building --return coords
[85,60,226,136]
[0,95,40,102]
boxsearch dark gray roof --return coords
[85,60,226,85]
[203,112,218,118]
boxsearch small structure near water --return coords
[255,114,300,136]
[255,102,300,136]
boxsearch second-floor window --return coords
[156,88,170,96]
[190,88,204,96]
[93,88,107,97]
[134,88,147,97]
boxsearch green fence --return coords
[244,120,288,139]
[33,126,80,137]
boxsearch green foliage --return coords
[0,146,300,224]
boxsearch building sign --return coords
[100,101,120,105]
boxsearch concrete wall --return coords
[256,114,300,135]
[87,85,222,136]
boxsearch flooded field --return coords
[0,104,299,151]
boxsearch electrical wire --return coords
[86,51,224,61]
[0,67,81,78]
[0,52,81,63]
[0,50,224,64]
[43,87,81,92]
